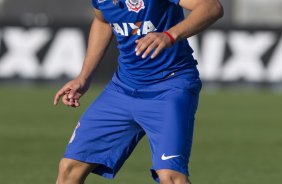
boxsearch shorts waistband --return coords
[107,70,202,99]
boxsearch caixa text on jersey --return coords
[111,21,157,36]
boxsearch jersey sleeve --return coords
[167,0,180,5]
[92,0,100,9]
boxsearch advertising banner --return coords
[0,25,281,83]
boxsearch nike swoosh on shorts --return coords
[161,154,180,160]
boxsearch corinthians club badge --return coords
[125,0,145,13]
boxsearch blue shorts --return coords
[64,70,202,182]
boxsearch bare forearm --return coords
[168,0,224,41]
[78,15,112,82]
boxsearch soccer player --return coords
[54,0,223,183]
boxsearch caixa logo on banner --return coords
[188,30,282,83]
[0,27,282,83]
[0,27,85,79]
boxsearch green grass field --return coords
[0,85,281,184]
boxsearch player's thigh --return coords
[64,88,145,178]
[142,86,200,157]
[159,87,200,152]
[137,84,201,180]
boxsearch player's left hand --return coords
[135,32,172,59]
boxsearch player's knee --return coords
[157,170,191,184]
[158,175,173,184]
[158,175,191,184]
[57,158,97,184]
[57,158,80,182]
[59,159,74,175]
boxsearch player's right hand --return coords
[53,77,90,107]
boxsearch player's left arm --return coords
[135,0,224,59]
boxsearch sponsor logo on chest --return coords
[111,21,157,36]
[125,0,145,13]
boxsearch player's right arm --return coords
[53,9,112,107]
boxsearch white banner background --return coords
[0,27,281,83]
